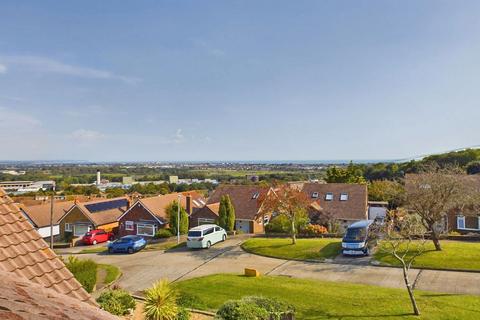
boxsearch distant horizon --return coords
[1,144,478,165]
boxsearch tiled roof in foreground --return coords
[0,269,118,320]
[0,188,92,304]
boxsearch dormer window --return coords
[325,193,333,201]
[312,192,319,198]
[340,193,348,201]
[252,192,260,199]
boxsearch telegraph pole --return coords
[49,184,56,249]
[177,194,181,244]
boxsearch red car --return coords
[82,229,114,245]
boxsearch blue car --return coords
[107,235,146,254]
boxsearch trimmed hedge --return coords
[216,296,294,320]
[155,228,173,239]
[65,256,97,293]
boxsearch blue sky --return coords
[1,1,480,161]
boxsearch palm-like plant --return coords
[143,279,179,320]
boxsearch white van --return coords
[186,224,227,249]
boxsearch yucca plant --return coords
[143,279,179,320]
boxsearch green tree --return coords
[325,162,366,184]
[166,201,189,235]
[225,195,236,231]
[218,195,236,231]
[368,180,406,208]
[218,196,228,229]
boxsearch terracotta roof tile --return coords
[206,185,270,220]
[0,188,92,304]
[0,269,118,320]
[131,192,206,222]
[301,183,368,220]
[21,201,75,228]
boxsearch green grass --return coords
[145,241,186,251]
[175,274,480,319]
[79,246,108,254]
[98,264,121,285]
[374,240,480,271]
[241,238,342,260]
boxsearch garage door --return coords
[235,220,251,233]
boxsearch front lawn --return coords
[241,237,341,260]
[175,274,480,319]
[374,240,480,271]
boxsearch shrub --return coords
[144,279,179,320]
[65,256,97,293]
[97,289,136,316]
[155,228,173,239]
[265,211,309,234]
[216,300,269,320]
[300,224,328,236]
[64,231,74,243]
[176,307,190,320]
[216,296,294,320]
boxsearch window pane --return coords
[137,224,154,236]
[74,224,90,236]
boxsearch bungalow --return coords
[58,197,129,239]
[117,192,206,238]
[189,185,273,233]
[301,182,368,231]
[20,200,75,239]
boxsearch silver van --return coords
[342,220,374,256]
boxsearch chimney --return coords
[186,194,192,215]
[96,170,101,185]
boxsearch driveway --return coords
[72,237,480,296]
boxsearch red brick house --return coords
[189,185,273,233]
[117,192,205,238]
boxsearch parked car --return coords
[342,220,374,256]
[187,224,227,249]
[82,229,114,245]
[107,235,147,254]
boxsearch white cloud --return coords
[70,129,106,142]
[172,128,185,144]
[0,64,6,74]
[0,107,41,130]
[192,39,225,57]
[64,105,107,117]
[0,55,141,84]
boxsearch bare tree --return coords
[373,209,428,316]
[260,185,310,244]
[405,165,480,251]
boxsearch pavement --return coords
[69,236,480,296]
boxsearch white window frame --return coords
[74,224,92,237]
[457,215,465,230]
[65,223,73,232]
[198,218,215,225]
[137,223,156,237]
[340,193,348,201]
[125,220,134,231]
[325,193,334,201]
